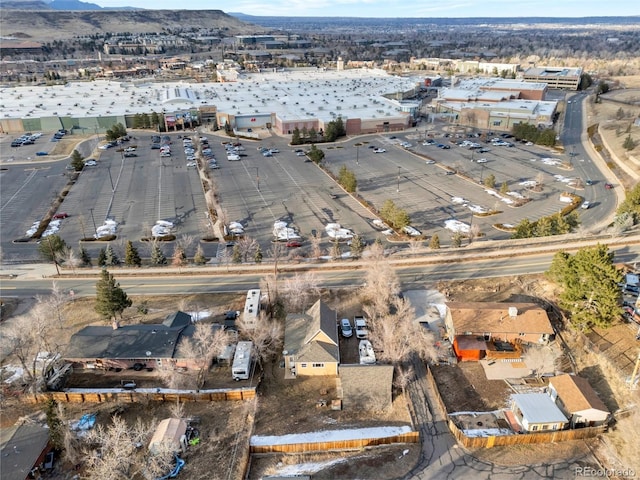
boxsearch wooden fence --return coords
[25,388,256,404]
[447,419,607,448]
[425,365,607,448]
[250,430,419,454]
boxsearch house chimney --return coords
[112,320,120,330]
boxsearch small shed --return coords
[453,336,487,361]
[511,393,568,432]
[148,418,187,454]
[0,423,51,480]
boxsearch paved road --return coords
[3,237,640,298]
[403,358,599,480]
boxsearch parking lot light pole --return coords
[356,145,359,165]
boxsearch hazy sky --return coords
[91,0,639,18]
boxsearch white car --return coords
[373,148,386,153]
[476,158,488,163]
[227,154,240,161]
[84,160,97,166]
[581,201,591,210]
[186,161,197,168]
[425,160,435,165]
[296,151,306,156]
[124,146,136,152]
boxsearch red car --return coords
[286,240,302,248]
[604,183,614,189]
[52,212,69,219]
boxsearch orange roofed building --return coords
[444,302,554,362]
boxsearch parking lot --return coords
[0,122,613,263]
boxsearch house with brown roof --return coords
[283,300,339,378]
[548,374,610,427]
[444,303,554,362]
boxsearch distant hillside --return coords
[0,9,263,41]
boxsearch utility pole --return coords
[46,235,61,275]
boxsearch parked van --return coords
[232,341,253,381]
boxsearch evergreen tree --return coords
[484,173,496,188]
[38,234,68,262]
[103,244,119,266]
[349,235,365,258]
[193,244,207,265]
[616,182,640,224]
[291,127,302,145]
[150,242,167,265]
[546,245,623,330]
[232,244,242,263]
[451,232,462,248]
[95,269,132,322]
[45,399,63,450]
[623,135,635,150]
[254,245,263,264]
[500,181,509,194]
[70,149,85,171]
[79,246,91,266]
[97,248,107,267]
[429,234,440,249]
[124,240,141,267]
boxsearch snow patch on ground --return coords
[519,180,537,188]
[444,219,470,234]
[542,157,562,166]
[451,196,466,205]
[276,457,351,476]
[462,428,513,437]
[485,190,514,205]
[468,204,488,214]
[187,311,212,322]
[250,425,413,446]
[1,365,25,384]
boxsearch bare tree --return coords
[282,272,320,313]
[176,234,195,253]
[259,273,280,318]
[393,364,415,397]
[360,251,400,318]
[468,223,481,244]
[3,286,68,392]
[83,415,160,480]
[236,312,283,368]
[310,231,323,259]
[269,241,284,274]
[523,345,559,379]
[176,324,231,388]
[237,236,258,262]
[366,296,438,366]
[407,239,422,254]
[62,247,81,273]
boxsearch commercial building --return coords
[523,66,582,90]
[433,77,557,131]
[0,68,422,135]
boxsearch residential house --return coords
[338,364,394,411]
[283,300,339,378]
[511,393,568,432]
[548,374,610,427]
[444,302,554,361]
[0,423,51,480]
[64,311,212,371]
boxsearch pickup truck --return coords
[354,316,368,339]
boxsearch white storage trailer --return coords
[232,341,253,381]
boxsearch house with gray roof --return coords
[283,300,339,378]
[510,393,568,432]
[0,423,51,480]
[64,311,209,371]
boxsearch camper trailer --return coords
[242,289,261,330]
[232,341,253,381]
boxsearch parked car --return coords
[373,148,386,153]
[445,170,456,175]
[476,158,488,163]
[340,318,353,338]
[84,160,97,166]
[286,240,302,248]
[36,151,48,156]
[585,179,594,186]
[52,212,69,219]
[425,160,436,164]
